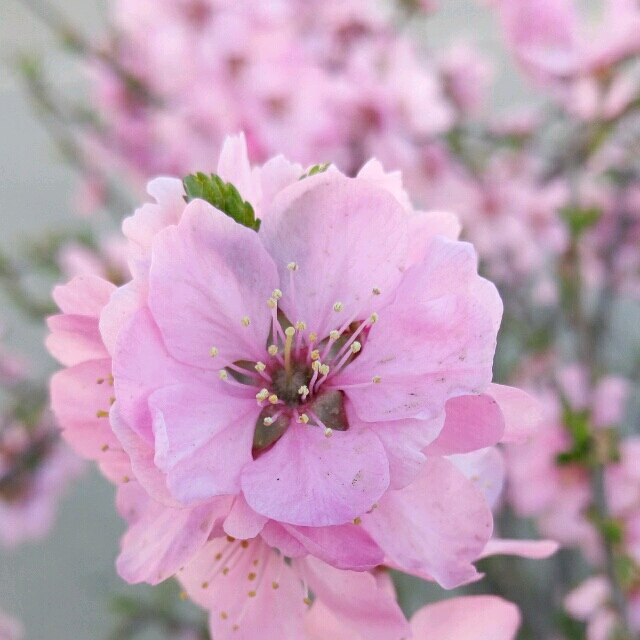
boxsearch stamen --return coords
[284,326,296,375]
[254,362,272,383]
[272,289,283,300]
[219,370,228,380]
[372,287,381,295]
[298,385,309,401]
[268,345,278,356]
[306,409,332,435]
[298,413,310,424]
[220,370,258,390]
[268,394,280,405]
[256,389,270,405]
[373,375,381,384]
[336,376,382,390]
[327,315,374,369]
[310,349,320,361]
[308,360,321,394]
[263,409,285,426]
[320,329,341,361]
[294,321,306,357]
[313,363,331,392]
[324,428,333,438]
[241,316,251,327]
[287,262,298,271]
[210,347,219,357]
[333,301,344,312]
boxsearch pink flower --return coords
[0,420,83,548]
[48,135,538,636]
[408,595,521,640]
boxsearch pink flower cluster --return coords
[86,0,486,189]
[48,134,539,638]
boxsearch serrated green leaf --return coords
[182,173,260,231]
[299,163,330,180]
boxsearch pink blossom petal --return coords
[223,495,269,540]
[406,210,462,266]
[99,279,146,356]
[116,493,225,585]
[52,275,116,316]
[216,133,256,205]
[488,384,542,443]
[480,538,560,559]
[148,199,279,368]
[342,294,495,422]
[50,358,123,463]
[424,394,505,456]
[298,556,410,640]
[46,315,110,367]
[148,382,256,502]
[448,447,505,509]
[282,522,383,570]
[259,173,408,338]
[259,521,309,558]
[241,425,389,527]
[410,595,521,640]
[110,404,179,506]
[179,537,307,640]
[361,457,492,588]
[113,307,210,442]
[356,158,413,212]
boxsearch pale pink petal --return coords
[361,457,492,588]
[116,493,225,585]
[148,382,256,501]
[298,557,410,640]
[282,522,383,570]
[356,158,413,212]
[241,425,389,527]
[113,307,210,442]
[179,537,307,640]
[259,172,408,339]
[564,576,610,620]
[46,315,110,367]
[223,495,268,540]
[148,199,279,368]
[259,521,308,558]
[448,447,505,509]
[341,294,495,422]
[52,275,116,316]
[406,210,462,266]
[480,538,560,559]
[216,133,257,205]
[424,394,505,456]
[488,384,542,443]
[99,279,146,356]
[410,595,521,640]
[50,358,121,461]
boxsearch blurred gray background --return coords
[0,1,530,637]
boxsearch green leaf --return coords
[182,173,260,231]
[559,205,602,238]
[556,407,593,465]
[299,163,330,180]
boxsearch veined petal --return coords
[241,425,389,527]
[361,457,492,588]
[52,274,116,317]
[260,172,408,339]
[148,199,279,369]
[46,315,110,367]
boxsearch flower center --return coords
[211,264,381,455]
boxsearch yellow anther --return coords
[285,326,296,337]
[267,298,277,309]
[109,397,116,406]
[295,321,306,331]
[353,517,362,525]
[101,444,109,452]
[210,346,219,357]
[329,330,340,340]
[298,385,309,396]
[248,590,256,598]
[122,476,130,483]
[350,341,361,354]
[202,581,209,589]
[272,289,283,299]
[272,582,279,589]
[263,417,274,426]
[219,370,228,380]
[96,377,105,384]
[370,312,379,323]
[256,389,269,403]
[319,364,330,376]
[179,592,188,600]
[309,332,318,342]
[226,535,235,542]
[372,287,381,295]
[268,345,278,356]
[304,597,312,605]
[241,540,249,548]
[96,410,109,418]
[299,413,309,424]
[107,373,115,386]
[268,394,279,404]
[287,262,299,271]
[220,612,228,619]
[324,427,333,438]
[241,316,250,327]
[333,301,343,311]
[372,375,381,384]
[312,361,321,372]
[310,349,320,361]
[255,362,266,372]
[248,572,256,580]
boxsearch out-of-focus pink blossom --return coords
[0,420,84,548]
[0,610,23,640]
[57,236,129,285]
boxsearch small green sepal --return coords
[299,163,331,180]
[183,172,260,231]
